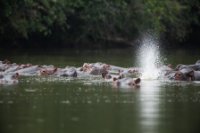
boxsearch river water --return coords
[1,48,200,133]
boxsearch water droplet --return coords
[137,35,163,80]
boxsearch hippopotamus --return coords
[174,70,200,81]
[39,67,57,76]
[0,73,19,85]
[113,78,141,88]
[0,63,10,71]
[81,63,109,75]
[16,65,41,76]
[175,64,200,71]
[192,71,200,80]
[55,67,77,77]
[162,67,194,81]
[102,71,124,82]
[89,67,108,75]
[160,70,176,80]
[175,59,200,71]
[0,59,12,71]
[4,63,21,73]
[108,65,125,72]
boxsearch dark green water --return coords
[1,48,200,133]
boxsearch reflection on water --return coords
[1,48,200,133]
[139,81,161,133]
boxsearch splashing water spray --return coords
[137,34,163,80]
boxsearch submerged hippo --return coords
[16,65,40,76]
[175,64,200,71]
[81,63,109,75]
[0,73,19,85]
[161,67,194,81]
[40,67,57,76]
[55,67,77,77]
[113,78,141,88]
[102,71,124,82]
[3,59,200,85]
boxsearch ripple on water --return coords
[71,117,80,122]
[7,101,14,104]
[60,100,71,104]
[24,89,37,93]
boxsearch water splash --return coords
[137,35,162,80]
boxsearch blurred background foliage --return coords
[0,0,200,47]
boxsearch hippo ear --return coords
[15,73,19,79]
[134,78,141,84]
[16,73,19,77]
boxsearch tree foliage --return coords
[0,0,199,45]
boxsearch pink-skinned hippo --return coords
[81,63,109,75]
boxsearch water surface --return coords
[1,48,200,133]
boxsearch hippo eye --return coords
[176,73,181,77]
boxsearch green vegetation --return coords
[0,0,200,47]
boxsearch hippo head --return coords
[102,64,110,70]
[82,63,92,72]
[40,68,57,76]
[11,73,19,80]
[174,71,194,81]
[2,59,11,64]
[128,78,141,87]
